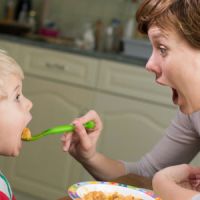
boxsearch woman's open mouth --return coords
[172,88,178,104]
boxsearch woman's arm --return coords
[80,152,126,180]
[124,110,200,177]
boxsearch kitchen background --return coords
[0,0,150,56]
[1,0,140,38]
[0,1,185,200]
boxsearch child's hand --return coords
[153,164,200,191]
[61,110,103,163]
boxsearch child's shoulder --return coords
[0,172,15,200]
[0,191,12,200]
[0,191,16,200]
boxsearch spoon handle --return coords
[29,120,95,141]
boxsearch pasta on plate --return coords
[83,191,142,200]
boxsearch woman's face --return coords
[0,74,32,156]
[147,25,200,114]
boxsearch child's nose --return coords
[26,98,33,111]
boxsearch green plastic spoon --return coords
[22,120,95,141]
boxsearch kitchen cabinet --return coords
[20,45,99,88]
[94,60,176,161]
[0,40,18,58]
[0,39,23,66]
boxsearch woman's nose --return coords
[145,55,160,74]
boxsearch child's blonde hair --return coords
[0,50,24,98]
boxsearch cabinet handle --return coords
[45,62,69,71]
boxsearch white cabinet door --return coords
[4,76,96,200]
[95,60,177,161]
[0,40,22,65]
[21,45,99,88]
[94,92,176,161]
[97,59,174,105]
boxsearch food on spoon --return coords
[83,191,143,200]
[21,127,32,140]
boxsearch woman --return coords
[61,0,200,199]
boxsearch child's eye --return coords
[16,94,21,101]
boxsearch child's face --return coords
[0,74,32,156]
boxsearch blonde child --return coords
[0,51,32,199]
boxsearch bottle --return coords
[94,19,105,52]
[18,3,28,24]
[4,0,15,21]
[28,10,36,33]
[104,25,113,52]
[82,22,95,50]
[15,0,32,21]
[124,17,135,39]
[105,18,122,53]
[111,19,123,52]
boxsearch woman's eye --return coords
[159,46,167,56]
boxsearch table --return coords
[57,173,152,200]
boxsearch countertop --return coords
[0,33,148,67]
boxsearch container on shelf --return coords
[123,38,152,59]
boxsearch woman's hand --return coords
[61,110,103,163]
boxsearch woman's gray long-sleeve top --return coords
[123,109,200,177]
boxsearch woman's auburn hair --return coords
[136,0,200,48]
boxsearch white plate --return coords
[68,181,160,200]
